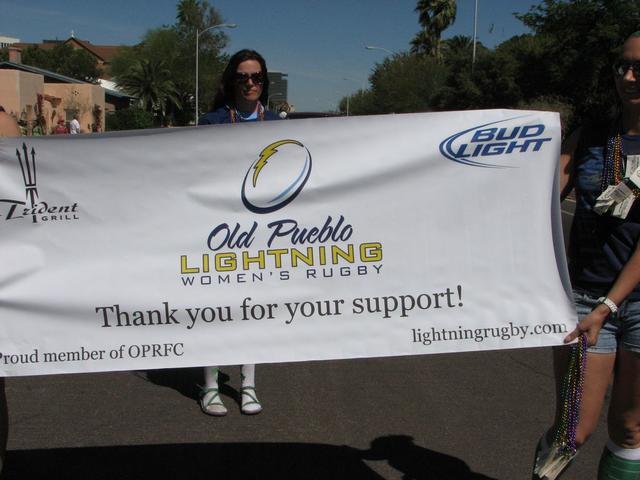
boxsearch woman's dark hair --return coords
[212,49,270,110]
[578,30,640,147]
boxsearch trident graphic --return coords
[15,142,38,222]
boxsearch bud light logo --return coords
[439,116,553,168]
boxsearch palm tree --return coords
[176,0,203,29]
[116,59,182,123]
[411,0,457,60]
[441,34,474,58]
[410,30,434,56]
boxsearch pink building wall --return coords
[0,69,106,134]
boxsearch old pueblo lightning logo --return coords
[439,115,552,168]
[180,136,384,288]
[0,143,79,223]
[241,139,312,213]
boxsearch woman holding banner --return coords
[197,50,279,416]
[0,105,19,475]
[534,32,640,479]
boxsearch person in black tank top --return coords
[533,32,640,479]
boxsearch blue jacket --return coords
[198,106,280,125]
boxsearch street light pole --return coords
[342,77,361,117]
[195,23,237,125]
[364,45,394,56]
[472,0,478,73]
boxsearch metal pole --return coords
[195,30,199,125]
[342,77,359,116]
[364,45,394,56]
[472,0,478,72]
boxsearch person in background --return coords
[69,114,80,134]
[277,101,291,119]
[197,49,279,416]
[0,105,20,477]
[54,118,68,134]
[533,31,640,480]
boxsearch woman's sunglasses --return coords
[613,60,640,77]
[234,72,265,85]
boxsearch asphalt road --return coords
[3,196,609,480]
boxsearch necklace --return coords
[229,104,265,124]
[602,133,640,196]
[549,336,587,458]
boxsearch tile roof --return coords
[0,61,86,83]
[11,37,125,63]
[0,62,133,99]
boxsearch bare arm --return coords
[559,128,581,200]
[565,241,640,345]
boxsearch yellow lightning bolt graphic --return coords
[253,139,304,187]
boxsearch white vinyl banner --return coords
[0,109,576,376]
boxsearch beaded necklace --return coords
[535,335,587,478]
[601,133,640,196]
[552,335,587,457]
[229,103,265,124]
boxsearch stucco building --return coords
[0,47,131,135]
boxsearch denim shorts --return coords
[574,289,640,354]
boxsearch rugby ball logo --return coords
[241,139,312,214]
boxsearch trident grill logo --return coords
[0,142,79,224]
[16,143,39,221]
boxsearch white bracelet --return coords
[597,296,618,314]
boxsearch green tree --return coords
[339,89,377,116]
[411,0,457,60]
[109,0,228,125]
[518,95,575,138]
[339,53,447,115]
[21,43,101,82]
[431,33,546,112]
[442,35,473,58]
[174,0,228,121]
[516,0,640,122]
[410,30,434,57]
[177,0,204,27]
[490,35,545,101]
[117,58,182,124]
[105,106,154,131]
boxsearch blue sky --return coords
[1,0,539,111]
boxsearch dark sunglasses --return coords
[613,60,640,77]
[234,72,264,85]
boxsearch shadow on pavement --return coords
[359,435,496,480]
[5,442,383,480]
[143,368,234,402]
[5,437,496,480]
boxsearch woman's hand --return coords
[564,304,611,346]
